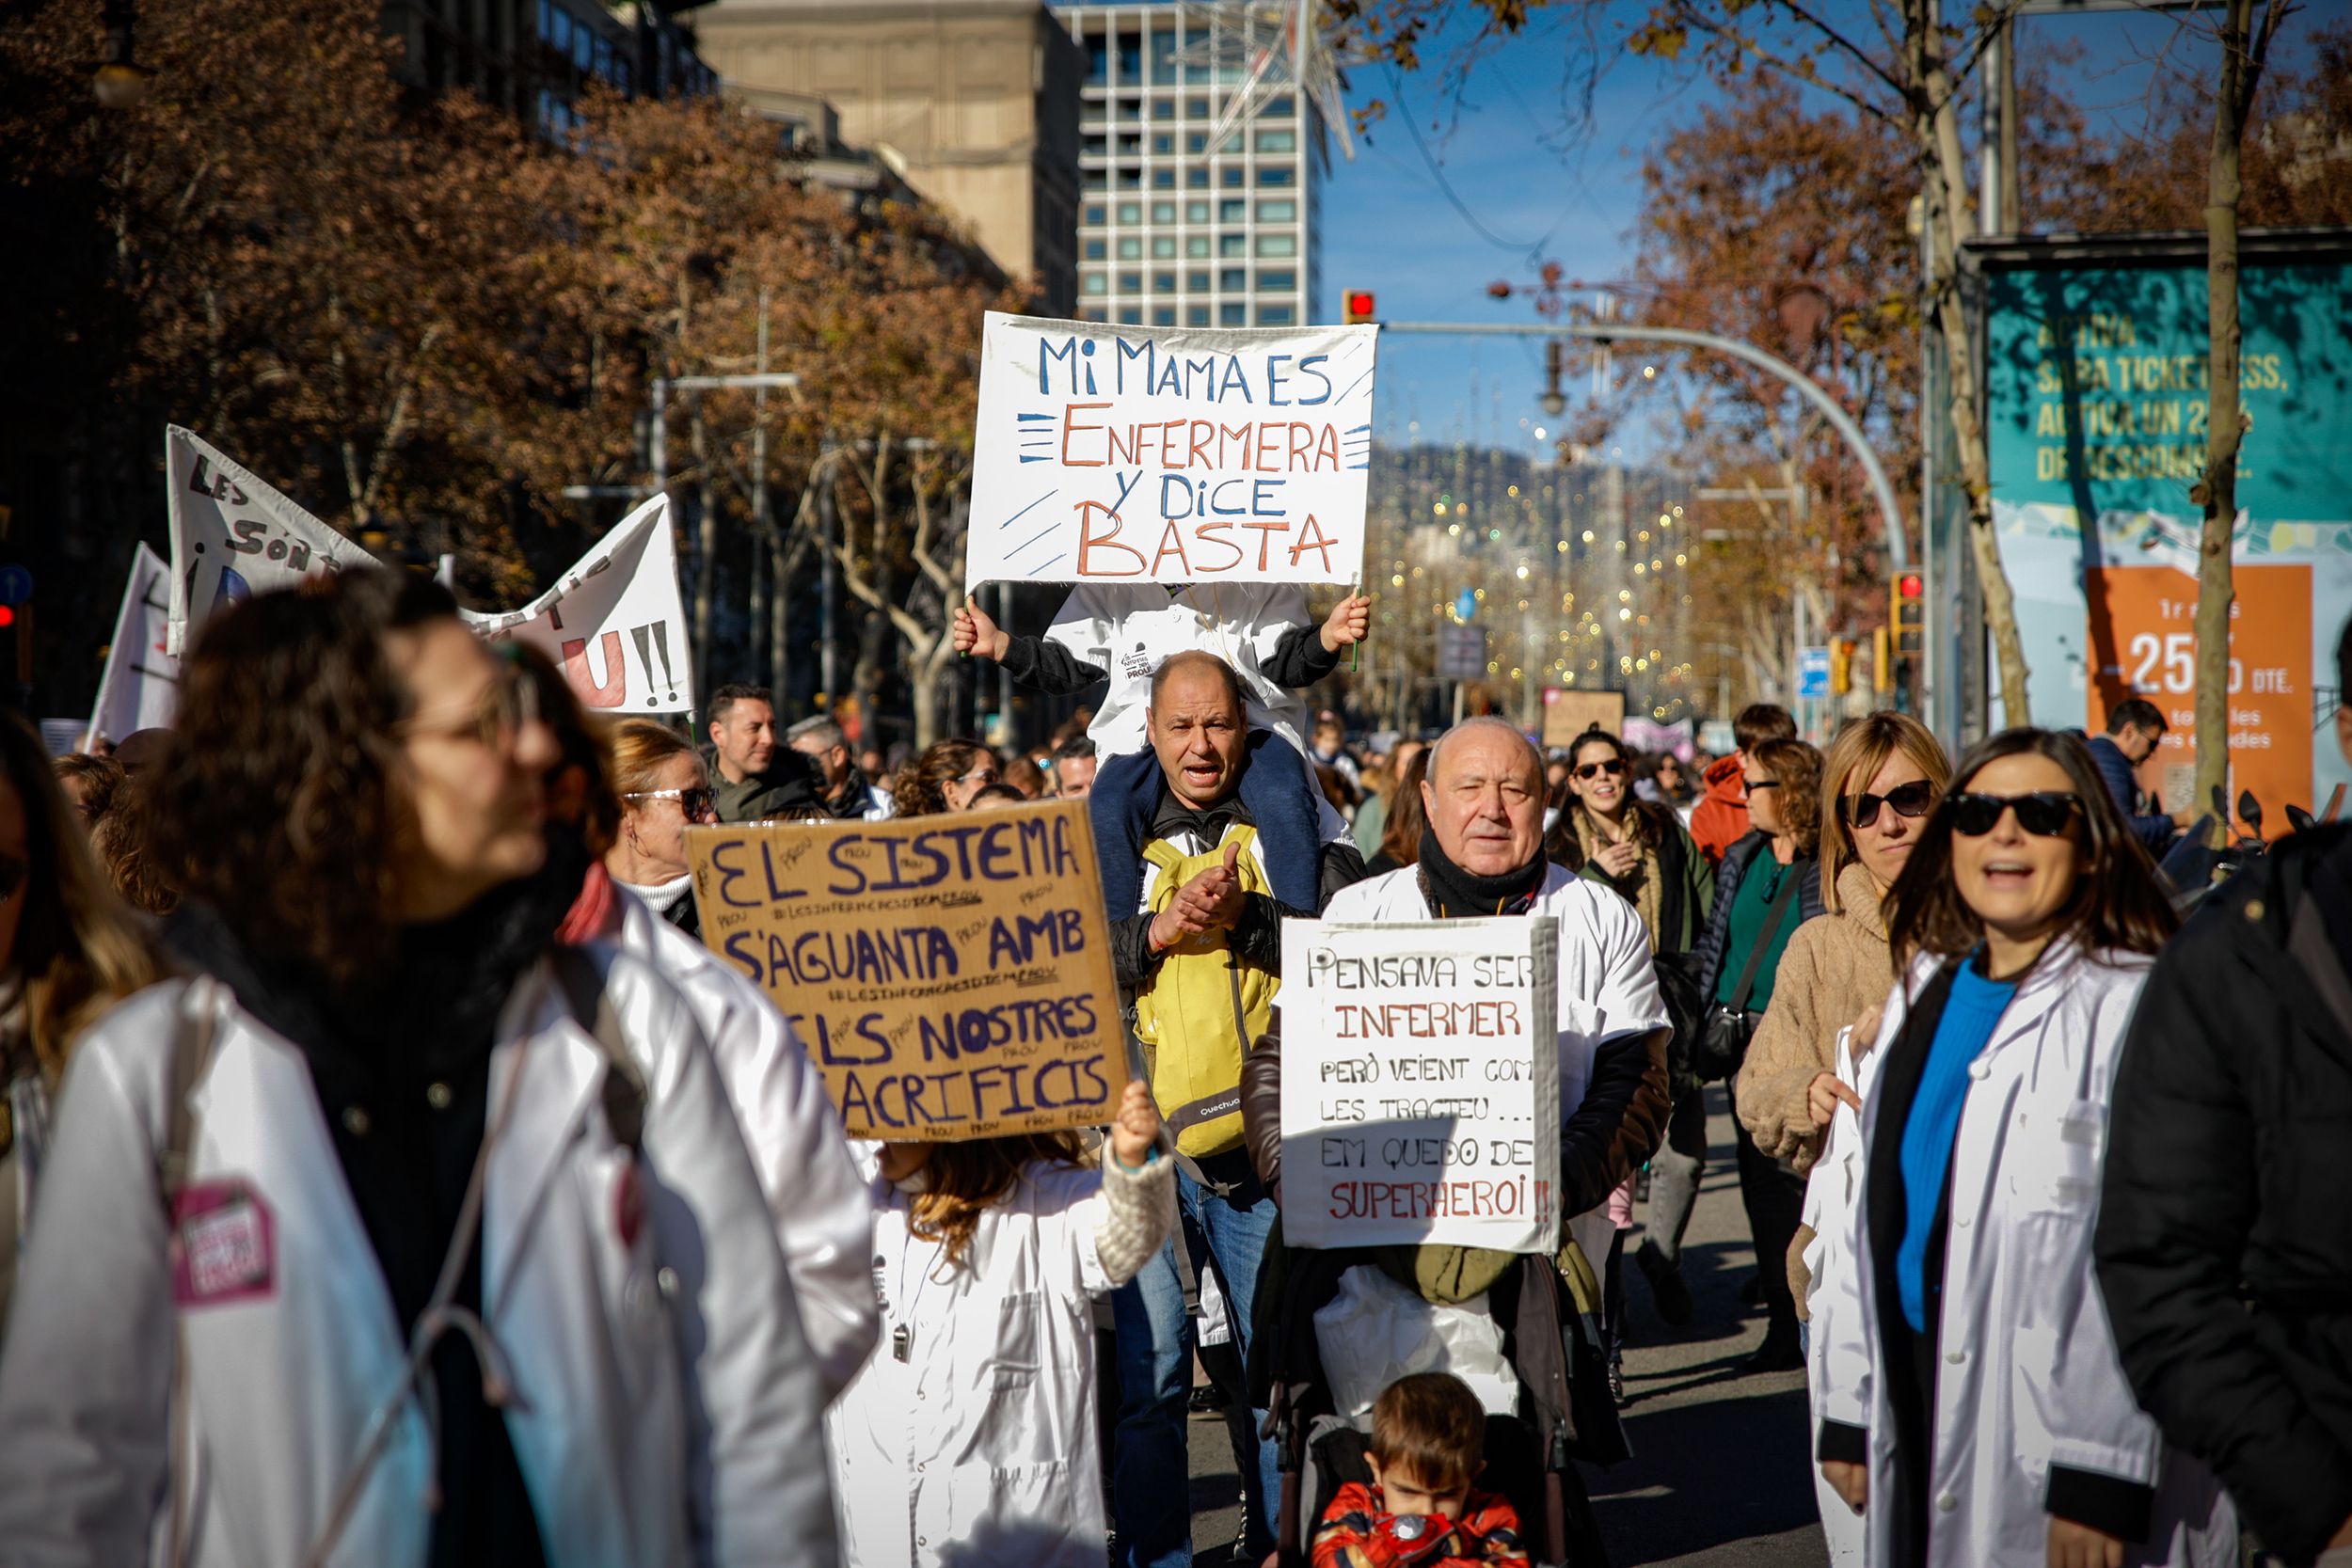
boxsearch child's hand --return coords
[1320,594,1372,652]
[1108,1080,1161,1168]
[954,597,1009,661]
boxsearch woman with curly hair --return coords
[830,1083,1175,1568]
[891,738,1001,818]
[0,571,836,1564]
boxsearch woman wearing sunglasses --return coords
[606,717,720,940]
[1813,729,2233,1568]
[1732,713,1949,1564]
[891,738,1002,818]
[1679,736,1825,1371]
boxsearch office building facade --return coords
[1053,1,1322,329]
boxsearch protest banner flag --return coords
[87,543,177,745]
[685,798,1125,1141]
[966,312,1376,588]
[459,494,692,715]
[164,427,382,656]
[1278,917,1562,1254]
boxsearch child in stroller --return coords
[1311,1371,1528,1567]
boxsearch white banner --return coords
[459,495,692,714]
[86,543,178,746]
[165,426,381,656]
[1279,917,1560,1253]
[966,311,1375,587]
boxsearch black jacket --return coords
[1690,831,1826,1006]
[2094,823,2352,1567]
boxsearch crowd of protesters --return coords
[3,566,2348,1568]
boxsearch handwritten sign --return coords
[459,495,693,715]
[966,311,1376,587]
[685,799,1124,1141]
[165,427,383,656]
[87,543,179,745]
[1279,918,1560,1252]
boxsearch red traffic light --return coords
[1343,290,1376,325]
[0,606,15,628]
[1896,573,1924,599]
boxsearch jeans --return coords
[1645,1085,1710,1265]
[1111,1158,1281,1568]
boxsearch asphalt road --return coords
[1180,1087,1828,1568]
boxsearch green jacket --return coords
[712,768,806,824]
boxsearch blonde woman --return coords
[605,718,718,939]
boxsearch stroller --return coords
[1247,1219,1629,1568]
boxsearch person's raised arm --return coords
[957,597,1111,695]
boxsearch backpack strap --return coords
[551,946,646,1155]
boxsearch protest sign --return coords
[459,495,692,714]
[966,311,1376,588]
[1278,917,1561,1252]
[1540,688,1627,751]
[165,427,380,655]
[686,798,1124,1140]
[87,543,178,745]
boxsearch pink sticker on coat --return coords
[170,1180,276,1307]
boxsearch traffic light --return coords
[1829,637,1855,696]
[1890,571,1926,658]
[1872,626,1893,693]
[1343,290,1376,325]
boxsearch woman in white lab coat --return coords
[1813,729,2233,1568]
[0,572,835,1567]
[830,1081,1176,1568]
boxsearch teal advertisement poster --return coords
[1983,253,2352,825]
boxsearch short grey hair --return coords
[787,716,846,752]
[1426,716,1543,787]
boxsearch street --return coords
[1184,1088,1827,1567]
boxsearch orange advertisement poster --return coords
[2085,563,2312,837]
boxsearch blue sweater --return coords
[1895,958,2018,1334]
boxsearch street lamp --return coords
[91,0,153,109]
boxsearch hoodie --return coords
[1689,753,1752,868]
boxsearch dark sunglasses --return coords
[1574,759,1626,781]
[0,852,24,901]
[1947,791,2082,838]
[1741,777,1780,797]
[625,785,718,821]
[1838,779,1938,829]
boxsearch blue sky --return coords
[1318,2,2327,451]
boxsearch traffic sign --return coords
[1454,587,1478,622]
[0,565,31,608]
[1437,625,1486,680]
[1798,644,1832,700]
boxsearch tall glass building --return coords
[1053,3,1323,329]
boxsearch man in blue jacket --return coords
[2086,697,2191,851]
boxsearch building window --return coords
[1084,203,1105,226]
[1084,239,1106,261]
[1255,198,1296,223]
[1257,269,1295,292]
[1221,166,1245,189]
[1255,232,1296,258]
[1186,235,1211,258]
[1220,267,1247,291]
[1120,307,1144,325]
[1117,236,1142,260]
[1257,165,1295,187]
[1151,235,1177,259]
[1185,133,1207,154]
[1218,198,1246,223]
[1258,303,1296,326]
[1084,135,1107,160]
[1083,168,1108,192]
[1219,233,1246,257]
[1116,33,1141,84]
[1152,200,1176,223]
[1215,133,1244,156]
[1186,97,1210,119]
[1116,168,1142,189]
[1187,167,1210,188]
[1152,134,1174,155]
[594,36,612,78]
[1149,29,1176,84]
[1153,305,1178,325]
[1186,200,1210,224]
[1188,304,1212,326]
[1082,273,1109,296]
[1117,202,1142,225]
[1086,35,1109,86]
[1256,128,1297,153]
[1153,97,1179,120]
[1187,270,1212,292]
[1220,302,1248,326]
[1153,271,1177,293]
[1119,272,1142,293]
[1081,307,1108,323]
[1267,96,1295,117]
[550,6,571,51]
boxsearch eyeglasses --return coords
[1947,791,2082,838]
[625,786,717,822]
[0,852,24,902]
[1838,779,1938,829]
[1742,777,1780,797]
[1574,759,1627,781]
[400,668,540,752]
[954,768,1000,787]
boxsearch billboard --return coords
[1978,235,2352,829]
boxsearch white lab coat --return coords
[1818,942,2236,1568]
[828,1152,1145,1568]
[1045,581,1315,756]
[612,886,880,1400]
[1802,1024,1876,1568]
[1315,863,1673,1272]
[0,954,837,1568]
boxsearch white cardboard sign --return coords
[165,427,383,656]
[1279,917,1561,1253]
[86,543,178,745]
[966,311,1375,587]
[458,494,693,714]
